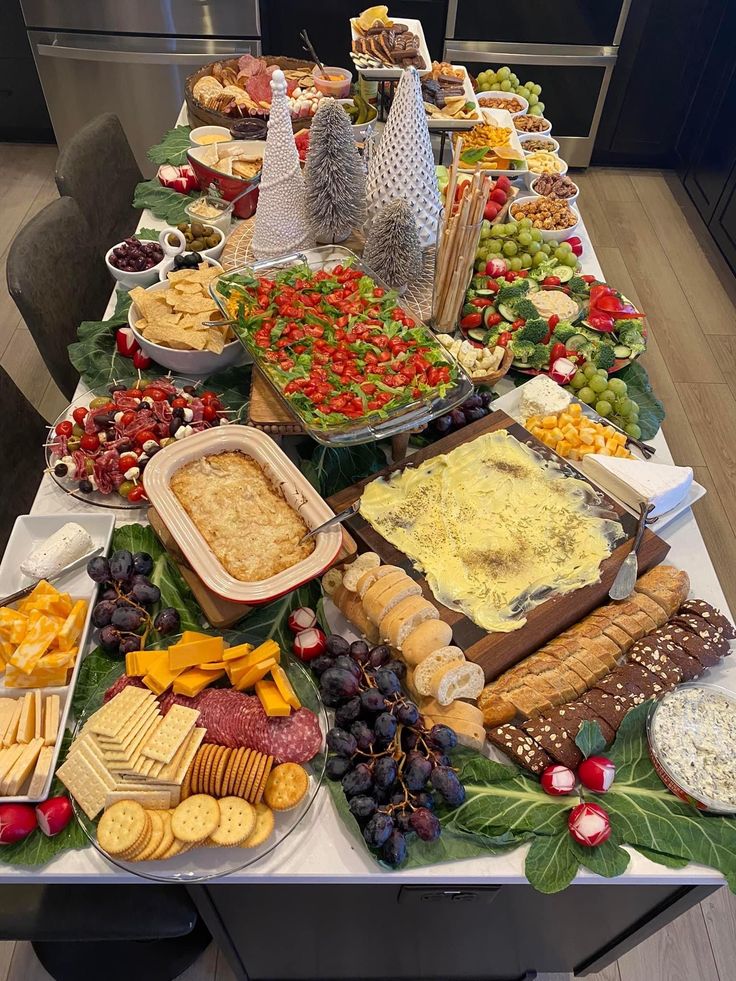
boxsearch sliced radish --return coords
[549,357,577,384]
[0,803,37,844]
[568,802,611,847]
[35,797,73,837]
[293,627,327,661]
[578,756,616,793]
[288,607,318,634]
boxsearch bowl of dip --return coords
[312,66,352,98]
[647,683,736,815]
[185,195,233,235]
[189,125,233,147]
[526,287,584,324]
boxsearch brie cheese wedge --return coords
[580,456,694,519]
[21,523,94,580]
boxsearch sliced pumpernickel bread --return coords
[581,689,630,731]
[678,599,735,640]
[670,613,730,656]
[627,641,683,686]
[649,635,702,681]
[653,625,721,668]
[486,724,552,774]
[521,717,583,770]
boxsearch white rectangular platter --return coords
[350,16,431,80]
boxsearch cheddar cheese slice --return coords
[55,600,87,651]
[0,609,28,645]
[17,693,35,743]
[168,636,224,671]
[223,643,253,662]
[234,657,277,692]
[271,664,301,710]
[255,679,291,717]
[173,667,226,697]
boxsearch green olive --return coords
[167,233,179,246]
[118,480,135,499]
[85,459,95,475]
[72,423,85,437]
[205,235,219,248]
[177,223,188,233]
[67,436,81,452]
[190,221,206,238]
[189,238,205,251]
[89,396,110,409]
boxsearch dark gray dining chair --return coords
[0,367,48,550]
[6,196,111,400]
[55,113,143,254]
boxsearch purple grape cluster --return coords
[314,634,466,867]
[87,549,180,657]
[109,237,163,273]
[433,392,494,436]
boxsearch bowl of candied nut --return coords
[509,195,580,241]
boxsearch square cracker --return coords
[57,744,116,819]
[141,706,200,764]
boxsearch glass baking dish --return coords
[209,245,474,446]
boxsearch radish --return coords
[288,607,317,634]
[578,756,616,793]
[568,802,611,847]
[35,797,73,837]
[549,357,577,384]
[540,764,576,796]
[485,258,508,278]
[115,328,140,358]
[0,803,37,844]
[293,627,327,661]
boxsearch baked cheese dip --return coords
[360,430,623,632]
[170,451,314,582]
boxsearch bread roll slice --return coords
[424,714,486,752]
[429,660,484,706]
[363,575,422,627]
[332,584,379,644]
[635,565,690,615]
[362,572,410,622]
[629,591,669,628]
[419,697,484,728]
[413,647,465,696]
[356,564,403,600]
[381,596,438,647]
[402,620,453,665]
[342,552,380,592]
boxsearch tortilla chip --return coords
[173,294,218,314]
[205,329,226,354]
[213,157,233,176]
[174,282,203,294]
[131,266,225,350]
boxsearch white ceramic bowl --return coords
[157,255,223,282]
[514,115,552,137]
[529,173,579,206]
[128,279,243,375]
[476,91,529,118]
[337,98,378,140]
[105,239,166,288]
[519,132,560,155]
[509,194,580,242]
[159,224,226,263]
[189,125,233,147]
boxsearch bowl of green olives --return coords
[160,221,226,262]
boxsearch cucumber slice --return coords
[467,328,487,342]
[474,288,497,297]
[498,303,517,322]
[483,306,499,327]
[553,265,574,282]
[613,344,632,359]
[565,334,590,352]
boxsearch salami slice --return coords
[246,74,273,105]
[266,708,323,763]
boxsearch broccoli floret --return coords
[496,280,529,304]
[509,339,535,363]
[516,317,549,344]
[485,329,501,348]
[617,324,647,355]
[510,298,539,322]
[551,321,579,343]
[568,275,588,297]
[528,344,552,370]
[593,345,616,371]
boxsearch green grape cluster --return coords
[566,362,642,439]
[475,66,545,116]
[476,218,578,273]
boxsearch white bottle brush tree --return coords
[304,99,366,243]
[362,198,422,291]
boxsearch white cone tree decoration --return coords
[251,69,315,259]
[304,99,366,243]
[362,198,422,291]
[365,68,441,250]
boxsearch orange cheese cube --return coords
[125,651,140,676]
[168,636,224,670]
[10,614,59,674]
[271,664,301,710]
[556,440,571,458]
[0,609,28,645]
[569,403,582,417]
[234,657,277,692]
[173,667,226,697]
[55,600,87,651]
[542,416,557,430]
[255,679,291,717]
[24,592,73,619]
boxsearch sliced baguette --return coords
[424,714,486,752]
[380,596,438,647]
[429,660,484,706]
[402,620,453,665]
[419,697,484,728]
[332,584,379,644]
[630,591,669,628]
[635,565,690,615]
[362,572,411,622]
[363,576,422,626]
[342,552,380,592]
[480,694,517,727]
[356,564,403,600]
[413,647,465,696]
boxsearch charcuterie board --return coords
[327,410,670,681]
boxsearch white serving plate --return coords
[349,16,431,79]
[425,65,482,131]
[0,513,115,802]
[492,381,705,532]
[457,107,528,177]
[142,425,343,604]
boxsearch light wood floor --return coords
[1,146,735,980]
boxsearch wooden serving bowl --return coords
[468,345,514,387]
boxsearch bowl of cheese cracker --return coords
[129,263,246,374]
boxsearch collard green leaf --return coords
[68,289,134,389]
[300,442,387,497]
[575,719,607,758]
[615,361,665,440]
[137,227,161,241]
[133,180,195,225]
[237,582,321,652]
[632,846,689,870]
[570,835,630,879]
[71,644,123,719]
[525,832,578,894]
[147,126,192,166]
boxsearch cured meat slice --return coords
[246,73,273,105]
[266,708,323,763]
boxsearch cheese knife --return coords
[0,546,103,607]
[608,502,654,601]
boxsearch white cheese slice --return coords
[20,523,93,580]
[580,455,693,518]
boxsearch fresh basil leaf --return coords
[461,147,491,164]
[575,719,607,758]
[524,832,578,894]
[615,361,665,440]
[133,180,195,225]
[147,126,192,167]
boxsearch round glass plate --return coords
[70,629,327,882]
[46,375,210,510]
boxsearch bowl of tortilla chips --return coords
[128,263,246,374]
[187,140,265,219]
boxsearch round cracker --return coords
[223,748,244,797]
[151,810,175,860]
[98,800,149,856]
[253,755,274,805]
[212,747,232,798]
[171,794,221,843]
[205,746,226,796]
[191,745,210,794]
[210,797,256,846]
[131,810,164,862]
[235,750,256,799]
[263,763,309,811]
[240,803,275,848]
[232,748,252,798]
[243,752,264,803]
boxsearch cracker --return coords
[238,752,259,801]
[246,754,267,804]
[240,803,275,848]
[210,797,256,846]
[190,746,208,794]
[98,800,149,856]
[151,810,175,860]
[233,749,252,798]
[131,810,165,861]
[264,763,309,811]
[56,743,116,820]
[104,790,171,810]
[206,746,227,796]
[253,755,274,805]
[141,705,200,764]
[171,794,220,843]
[212,746,231,797]
[89,687,153,738]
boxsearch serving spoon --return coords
[300,502,361,544]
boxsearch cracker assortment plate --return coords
[68,630,327,881]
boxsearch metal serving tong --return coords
[0,546,102,607]
[300,502,361,545]
[608,501,654,600]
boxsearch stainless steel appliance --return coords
[20,1,261,175]
[444,0,633,167]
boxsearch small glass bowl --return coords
[184,195,233,236]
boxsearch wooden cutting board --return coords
[327,410,671,682]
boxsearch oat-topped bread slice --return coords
[649,635,702,681]
[486,724,552,774]
[670,613,730,657]
[544,702,595,742]
[654,625,721,668]
[521,717,583,770]
[627,640,683,685]
[678,599,735,640]
[581,689,630,730]
[630,591,669,628]
[593,673,645,705]
[616,662,671,698]
[634,565,690,616]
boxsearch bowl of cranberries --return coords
[105,237,166,287]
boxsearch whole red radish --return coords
[0,804,37,844]
[293,627,327,661]
[578,756,616,792]
[36,797,74,837]
[568,802,611,847]
[288,607,317,634]
[540,764,576,796]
